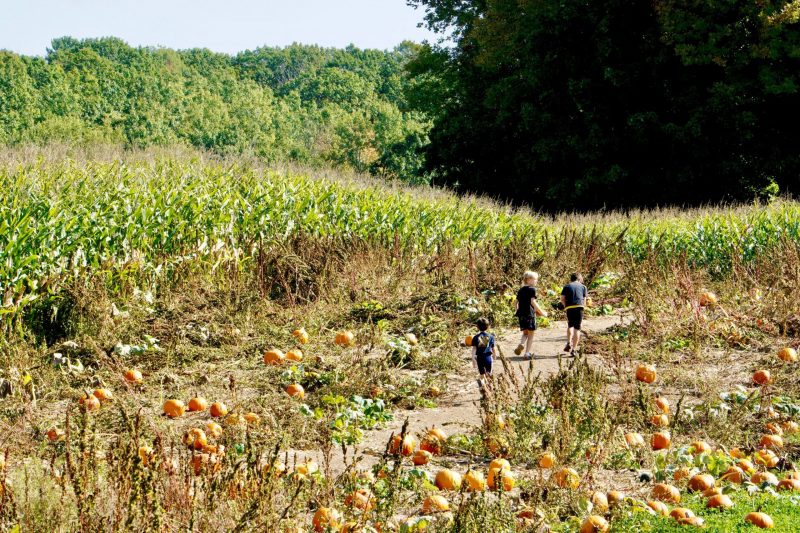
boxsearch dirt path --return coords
[308,314,623,474]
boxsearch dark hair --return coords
[476,317,490,331]
[570,272,581,282]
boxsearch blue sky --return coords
[0,0,438,56]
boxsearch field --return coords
[2,151,800,532]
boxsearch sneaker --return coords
[514,344,525,356]
[523,352,533,360]
[570,349,577,357]
[563,343,572,352]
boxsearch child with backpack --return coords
[471,317,497,393]
[514,271,548,360]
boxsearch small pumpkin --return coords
[412,449,432,466]
[188,397,208,412]
[421,494,449,513]
[764,422,783,436]
[124,369,143,384]
[209,402,228,418]
[487,467,515,491]
[183,428,207,450]
[651,431,671,450]
[292,328,309,344]
[285,348,303,362]
[754,448,779,468]
[206,421,223,438]
[753,370,772,386]
[489,458,511,471]
[737,459,755,473]
[759,434,783,450]
[721,466,745,484]
[751,471,778,486]
[551,467,580,489]
[46,428,65,442]
[687,473,715,492]
[312,508,342,532]
[263,349,285,365]
[464,335,473,347]
[607,490,625,507]
[744,512,774,529]
[647,500,670,516]
[335,331,355,346]
[699,290,718,307]
[690,440,711,455]
[591,491,609,513]
[80,394,101,411]
[435,469,462,491]
[624,432,645,447]
[464,469,487,491]
[650,414,669,427]
[243,412,260,425]
[93,388,113,401]
[635,364,657,384]
[580,515,609,533]
[778,347,797,362]
[654,397,671,414]
[669,508,695,521]
[344,488,375,511]
[781,420,799,434]
[652,483,681,504]
[538,451,556,468]
[389,434,417,456]
[285,383,305,399]
[163,399,185,418]
[706,494,733,509]
[777,478,800,491]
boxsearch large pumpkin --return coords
[635,364,657,384]
[579,515,609,533]
[163,399,185,418]
[744,512,774,529]
[687,473,715,492]
[651,431,671,450]
[652,483,681,504]
[188,397,208,412]
[464,469,486,492]
[435,469,462,491]
[263,349,285,365]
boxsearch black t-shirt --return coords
[561,281,587,307]
[516,285,538,317]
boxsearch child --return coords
[471,317,496,393]
[560,272,588,356]
[514,271,547,360]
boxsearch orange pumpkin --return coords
[243,412,260,425]
[295,459,319,476]
[124,369,143,384]
[754,448,779,468]
[335,331,355,346]
[607,490,625,507]
[412,450,432,466]
[737,459,755,473]
[690,440,711,455]
[624,432,645,447]
[751,471,778,486]
[579,515,609,533]
[591,492,609,513]
[464,335,473,347]
[389,434,417,456]
[651,414,669,427]
[673,467,696,481]
[183,428,207,450]
[46,428,65,442]
[138,446,154,466]
[703,487,723,498]
[760,434,783,449]
[551,467,580,489]
[721,466,745,484]
[706,494,733,509]
[209,402,228,418]
[647,500,670,516]
[699,290,718,307]
[651,431,671,450]
[765,423,784,436]
[93,388,113,401]
[781,421,799,434]
[285,383,305,399]
[777,478,800,491]
[678,516,705,527]
[312,508,342,532]
[435,469,462,490]
[635,364,657,384]
[188,397,208,412]
[538,451,556,468]
[729,447,746,459]
[785,471,800,480]
[669,508,695,521]
[688,473,715,492]
[744,512,774,529]
[489,458,511,471]
[464,469,487,491]
[654,397,671,414]
[344,488,375,511]
[263,349,285,365]
[421,494,449,513]
[420,437,443,456]
[292,328,309,344]
[487,467,515,491]
[778,347,797,362]
[753,370,772,386]
[286,349,303,362]
[163,399,185,418]
[206,421,223,438]
[652,483,681,504]
[80,394,101,412]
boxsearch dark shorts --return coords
[566,307,584,330]
[477,356,493,375]
[518,315,537,331]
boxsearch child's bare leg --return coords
[566,327,574,349]
[525,330,535,354]
[571,329,581,351]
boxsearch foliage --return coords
[407,0,800,210]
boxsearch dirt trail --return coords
[306,314,624,474]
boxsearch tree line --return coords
[0,37,430,182]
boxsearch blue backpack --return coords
[473,332,494,357]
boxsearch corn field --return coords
[2,159,800,317]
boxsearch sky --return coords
[0,0,439,56]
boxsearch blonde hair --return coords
[522,271,538,283]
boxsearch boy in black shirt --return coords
[514,271,547,360]
[560,272,588,356]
